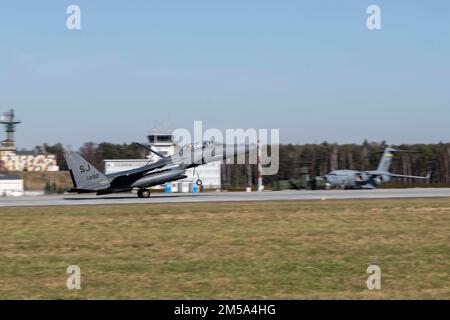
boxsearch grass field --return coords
[0,199,449,299]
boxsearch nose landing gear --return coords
[137,189,151,198]
[193,167,203,187]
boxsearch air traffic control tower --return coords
[147,128,176,160]
[0,109,21,151]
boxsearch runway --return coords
[1,188,450,207]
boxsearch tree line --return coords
[223,141,450,188]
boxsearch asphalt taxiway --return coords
[1,188,450,207]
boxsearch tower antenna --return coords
[0,109,21,150]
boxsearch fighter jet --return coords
[313,147,431,189]
[65,141,253,198]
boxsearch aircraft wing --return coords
[106,158,171,179]
[388,172,431,180]
[142,164,185,176]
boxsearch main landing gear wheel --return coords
[196,179,203,186]
[137,189,151,198]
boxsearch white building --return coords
[0,150,59,172]
[0,175,24,196]
[104,159,150,175]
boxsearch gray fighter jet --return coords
[65,141,253,198]
[314,147,431,189]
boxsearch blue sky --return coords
[0,1,449,149]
